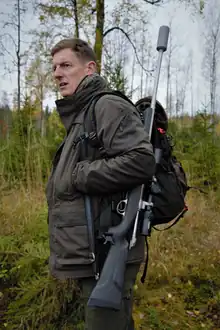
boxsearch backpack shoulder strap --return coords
[84,90,134,132]
[83,90,134,156]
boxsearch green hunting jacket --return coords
[45,74,155,280]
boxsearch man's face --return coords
[52,48,95,97]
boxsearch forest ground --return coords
[0,187,220,330]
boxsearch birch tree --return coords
[202,0,220,121]
[0,0,27,111]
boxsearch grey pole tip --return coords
[157,25,170,52]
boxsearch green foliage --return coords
[0,123,51,187]
[0,200,84,330]
[168,111,220,193]
[47,109,65,147]
[39,4,73,20]
[103,57,132,97]
[199,0,205,13]
[0,99,65,189]
[145,307,172,329]
[37,0,96,40]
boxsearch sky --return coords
[0,0,215,114]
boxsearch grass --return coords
[133,192,220,330]
[0,187,84,330]
[0,187,220,329]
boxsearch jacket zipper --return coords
[51,137,66,204]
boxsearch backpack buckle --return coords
[73,133,89,147]
[88,131,100,148]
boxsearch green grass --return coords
[0,188,219,329]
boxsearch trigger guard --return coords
[116,199,127,215]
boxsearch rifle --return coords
[87,25,170,311]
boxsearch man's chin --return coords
[60,90,71,97]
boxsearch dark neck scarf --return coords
[55,73,107,132]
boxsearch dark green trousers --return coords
[79,263,140,330]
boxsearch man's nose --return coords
[54,66,63,79]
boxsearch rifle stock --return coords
[87,25,170,311]
[87,238,129,310]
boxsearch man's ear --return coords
[86,61,97,75]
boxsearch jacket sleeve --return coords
[72,94,156,195]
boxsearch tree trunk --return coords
[73,0,79,38]
[94,0,105,73]
[210,37,217,122]
[40,83,45,137]
[17,0,21,111]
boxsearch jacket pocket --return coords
[50,202,95,270]
[53,223,94,270]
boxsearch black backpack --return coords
[82,90,189,229]
[135,96,189,228]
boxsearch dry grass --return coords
[0,188,220,329]
[134,192,220,330]
[0,185,46,236]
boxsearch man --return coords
[46,38,155,330]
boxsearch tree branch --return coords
[103,26,154,75]
[0,41,16,64]
[142,0,162,4]
[0,33,17,49]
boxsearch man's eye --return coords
[52,63,72,71]
[62,63,71,68]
